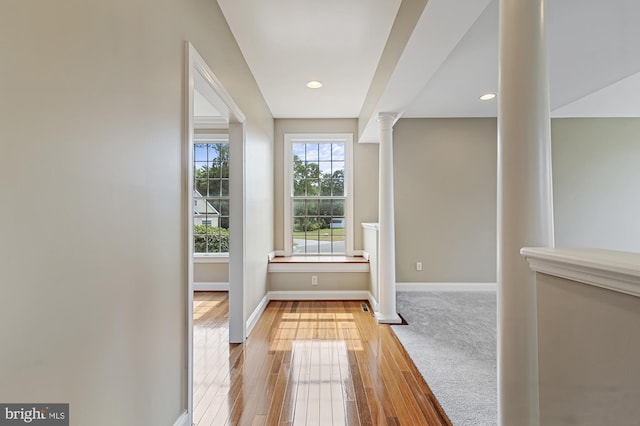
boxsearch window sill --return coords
[268,255,369,273]
[193,255,229,264]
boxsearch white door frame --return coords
[184,42,246,424]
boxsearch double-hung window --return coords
[193,134,229,255]
[284,134,353,255]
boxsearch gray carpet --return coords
[391,291,497,426]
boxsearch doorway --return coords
[185,42,246,423]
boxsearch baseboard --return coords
[397,282,496,292]
[173,411,189,426]
[246,293,270,336]
[269,290,372,301]
[367,293,378,312]
[193,282,229,291]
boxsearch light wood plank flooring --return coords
[193,292,451,426]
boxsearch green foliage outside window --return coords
[194,224,229,253]
[194,142,230,253]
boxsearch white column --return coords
[376,113,401,324]
[497,0,554,424]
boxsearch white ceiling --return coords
[218,0,640,136]
[217,0,401,118]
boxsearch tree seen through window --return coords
[292,142,345,254]
[193,142,229,254]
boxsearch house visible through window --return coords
[285,134,353,255]
[193,139,229,254]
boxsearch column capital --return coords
[377,112,400,129]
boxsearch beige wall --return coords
[273,119,379,252]
[0,1,272,425]
[194,263,229,283]
[269,273,369,292]
[551,118,640,253]
[536,273,640,425]
[393,118,498,283]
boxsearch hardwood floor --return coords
[193,292,451,426]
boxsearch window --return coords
[284,134,353,255]
[193,136,229,254]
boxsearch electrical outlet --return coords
[311,275,318,285]
[416,262,423,271]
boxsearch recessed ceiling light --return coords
[306,80,323,89]
[480,93,496,101]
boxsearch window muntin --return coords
[286,134,353,255]
[193,140,229,254]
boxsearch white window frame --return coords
[283,133,354,256]
[193,133,230,260]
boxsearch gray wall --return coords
[0,1,272,425]
[393,118,498,283]
[551,118,640,253]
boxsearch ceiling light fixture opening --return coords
[306,80,323,89]
[480,93,496,101]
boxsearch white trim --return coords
[268,250,285,261]
[193,255,229,264]
[268,262,369,273]
[283,133,354,257]
[194,116,228,129]
[228,121,247,344]
[193,282,229,291]
[367,292,379,312]
[184,42,196,426]
[352,249,365,257]
[190,46,245,124]
[375,311,402,324]
[269,290,372,301]
[246,294,270,336]
[396,282,497,292]
[361,222,379,230]
[193,132,229,142]
[173,411,190,426]
[521,247,640,298]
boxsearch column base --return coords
[375,312,402,324]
